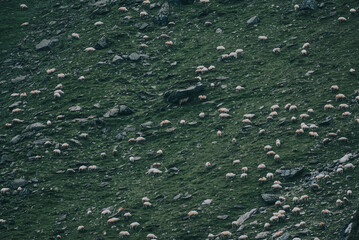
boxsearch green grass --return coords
[1,0,359,239]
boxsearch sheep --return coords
[217,130,222,137]
[347,190,353,197]
[258,36,268,40]
[294,4,299,10]
[226,173,236,179]
[324,104,335,110]
[136,136,146,142]
[349,68,356,73]
[339,104,349,109]
[238,235,248,239]
[264,145,272,151]
[233,159,240,165]
[296,129,304,135]
[77,225,85,232]
[143,0,150,4]
[270,216,279,222]
[47,68,56,74]
[199,112,205,118]
[118,7,128,11]
[205,21,212,25]
[168,21,175,25]
[302,42,310,48]
[276,139,281,147]
[240,173,248,179]
[146,233,158,239]
[146,168,163,174]
[21,22,29,26]
[300,195,309,202]
[272,184,282,190]
[12,119,23,124]
[272,48,280,53]
[165,41,173,46]
[342,112,351,116]
[336,93,346,101]
[289,105,297,112]
[292,207,301,215]
[100,152,106,158]
[283,204,290,210]
[79,133,88,139]
[258,177,267,184]
[61,143,69,149]
[130,222,140,229]
[307,108,314,114]
[143,201,152,208]
[336,199,343,207]
[343,163,355,170]
[198,95,207,100]
[269,111,278,117]
[300,113,309,119]
[236,86,245,91]
[188,210,198,217]
[10,93,20,97]
[338,137,348,142]
[124,212,132,218]
[267,151,276,157]
[217,46,225,51]
[291,116,297,122]
[220,231,232,237]
[30,90,41,95]
[88,165,98,171]
[85,47,95,52]
[180,119,186,125]
[199,0,210,3]
[301,49,307,55]
[293,197,299,203]
[71,33,80,39]
[309,131,319,137]
[94,21,103,26]
[242,119,252,124]
[53,149,61,155]
[266,172,274,179]
[264,222,270,229]
[242,167,248,173]
[232,138,237,144]
[79,165,87,171]
[205,162,211,168]
[337,167,344,174]
[119,231,130,238]
[20,4,28,9]
[274,154,280,161]
[107,217,120,224]
[258,163,266,170]
[350,8,357,13]
[143,35,149,40]
[219,113,231,119]
[12,108,23,113]
[1,188,10,194]
[338,17,347,21]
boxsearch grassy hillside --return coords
[1,0,359,239]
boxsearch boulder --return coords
[247,16,259,25]
[36,39,55,51]
[11,178,27,189]
[154,2,169,26]
[277,166,304,179]
[112,55,123,64]
[11,76,26,84]
[261,193,279,204]
[301,0,317,10]
[95,36,111,49]
[164,82,204,104]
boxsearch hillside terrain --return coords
[1,0,359,239]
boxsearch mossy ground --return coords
[1,0,359,239]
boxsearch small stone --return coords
[68,106,82,112]
[247,16,259,25]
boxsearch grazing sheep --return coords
[53,149,61,155]
[165,41,173,46]
[20,4,28,9]
[272,48,280,53]
[233,160,240,165]
[188,210,198,217]
[143,201,152,207]
[217,130,222,137]
[136,136,146,142]
[180,119,186,125]
[130,222,140,229]
[240,173,248,179]
[88,165,98,170]
[349,68,356,73]
[258,177,267,184]
[107,217,120,224]
[77,225,85,232]
[84,47,95,52]
[324,104,335,110]
[338,17,347,21]
[119,231,130,238]
[294,4,299,10]
[274,154,280,161]
[232,138,237,144]
[301,49,307,55]
[1,188,10,194]
[266,173,274,179]
[220,231,232,237]
[217,46,225,51]
[300,113,309,119]
[267,151,276,157]
[264,222,270,229]
[79,133,88,139]
[289,105,297,112]
[100,152,106,158]
[292,207,301,215]
[264,145,272,151]
[226,173,236,179]
[347,190,353,197]
[296,129,304,135]
[300,195,309,202]
[342,112,351,116]
[199,112,205,118]
[236,86,245,91]
[336,94,346,101]
[238,235,248,239]
[79,165,87,171]
[123,212,132,218]
[343,163,355,170]
[302,42,310,48]
[336,199,343,207]
[293,197,299,203]
[147,233,158,239]
[94,21,104,26]
[21,22,29,26]
[146,168,163,174]
[118,7,128,11]
[242,167,248,173]
[205,162,211,168]
[291,116,297,122]
[71,33,80,39]
[258,163,266,170]
[276,139,280,147]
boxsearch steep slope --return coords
[0,0,359,239]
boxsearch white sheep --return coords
[94,21,104,26]
[84,47,95,52]
[130,222,140,229]
[336,93,346,101]
[338,17,347,21]
[20,4,28,9]
[272,48,280,53]
[119,231,130,238]
[266,173,274,179]
[242,167,248,173]
[258,163,266,170]
[324,104,335,110]
[71,33,80,39]
[1,188,10,194]
[146,168,163,174]
[146,233,158,239]
[118,7,128,11]
[302,42,310,48]
[226,173,236,179]
[236,85,245,91]
[240,173,248,179]
[217,46,225,51]
[301,49,307,55]
[188,210,198,217]
[199,112,205,118]
[233,160,240,165]
[77,225,85,232]
[276,139,280,147]
[217,130,222,137]
[107,217,120,224]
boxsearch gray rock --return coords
[36,39,55,51]
[247,16,259,25]
[95,36,111,49]
[33,138,51,145]
[217,215,228,220]
[164,82,204,104]
[9,101,22,109]
[11,76,26,84]
[277,166,304,179]
[261,193,279,204]
[173,193,182,200]
[112,55,123,64]
[141,121,153,128]
[319,116,332,126]
[255,232,268,239]
[11,178,27,189]
[154,2,169,26]
[129,52,141,61]
[276,232,291,240]
[116,132,126,141]
[104,107,119,118]
[136,22,149,30]
[301,0,317,10]
[24,123,46,132]
[119,105,134,115]
[68,105,82,112]
[10,135,24,144]
[123,125,136,132]
[216,28,223,33]
[236,208,257,225]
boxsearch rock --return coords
[10,135,24,144]
[129,52,141,61]
[255,232,269,239]
[33,138,51,145]
[36,39,55,51]
[154,2,169,26]
[217,215,228,220]
[236,208,257,225]
[261,193,279,204]
[276,232,291,240]
[103,107,118,118]
[24,123,46,132]
[301,0,317,10]
[112,55,123,64]
[70,139,82,146]
[136,22,149,30]
[319,116,332,126]
[141,121,153,128]
[173,193,183,200]
[68,105,82,112]
[11,76,26,84]
[202,199,212,205]
[216,28,223,33]
[115,132,126,141]
[9,101,22,109]
[11,178,27,189]
[247,16,259,25]
[58,214,67,222]
[277,166,304,179]
[95,36,111,50]
[164,82,204,104]
[305,70,315,76]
